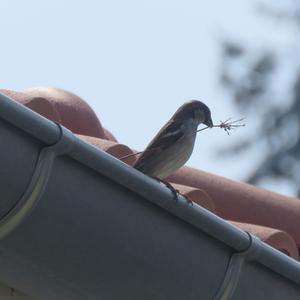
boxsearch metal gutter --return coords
[1,92,300,299]
[0,123,74,240]
[214,232,262,299]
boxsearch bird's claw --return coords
[153,177,193,205]
[184,196,194,206]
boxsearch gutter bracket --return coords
[213,231,263,300]
[0,123,75,240]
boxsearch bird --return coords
[133,100,213,181]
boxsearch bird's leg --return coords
[157,178,179,202]
[152,177,193,205]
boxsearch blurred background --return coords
[1,0,299,196]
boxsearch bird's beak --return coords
[204,115,213,128]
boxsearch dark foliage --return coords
[219,1,300,195]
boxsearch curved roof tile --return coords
[77,135,136,165]
[167,166,300,251]
[172,183,216,213]
[232,221,299,260]
[1,87,106,139]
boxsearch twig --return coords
[197,118,246,135]
[118,151,143,161]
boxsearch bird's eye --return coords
[194,108,202,121]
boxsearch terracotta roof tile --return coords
[5,87,300,261]
[77,135,136,165]
[231,221,299,260]
[172,183,216,213]
[0,89,61,123]
[167,166,300,251]
[0,87,106,139]
[103,128,118,142]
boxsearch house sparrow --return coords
[133,100,213,180]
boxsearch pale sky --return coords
[1,0,295,195]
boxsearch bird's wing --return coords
[134,120,184,167]
[147,120,184,150]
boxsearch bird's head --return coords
[173,100,213,128]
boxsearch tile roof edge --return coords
[1,91,300,297]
